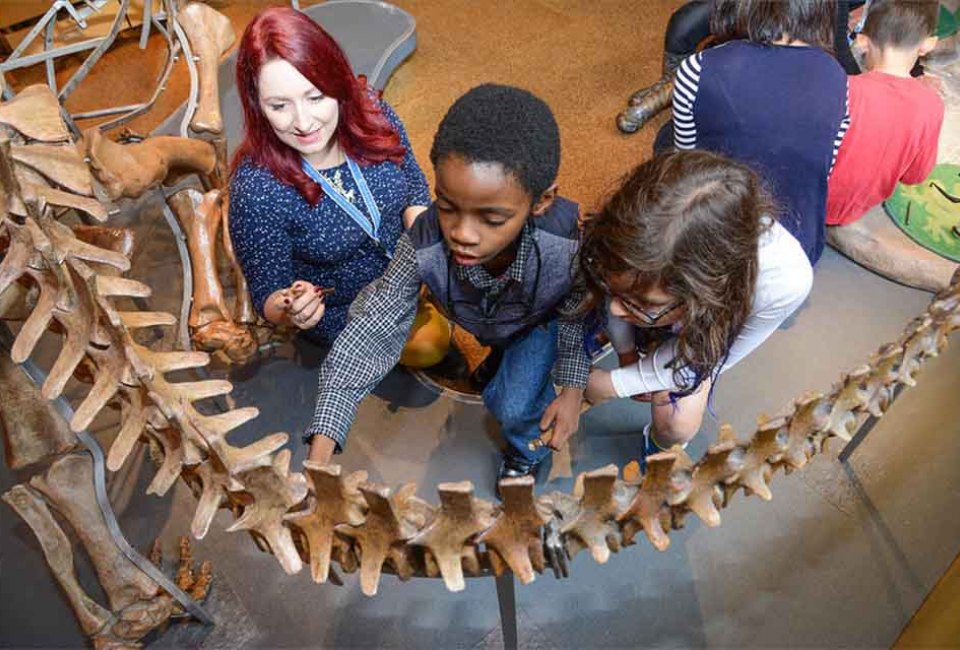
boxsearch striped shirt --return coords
[672,40,850,264]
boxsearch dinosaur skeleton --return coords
[2,78,960,649]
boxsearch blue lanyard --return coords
[301,155,391,258]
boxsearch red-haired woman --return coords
[229,7,431,345]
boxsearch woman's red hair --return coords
[231,7,406,205]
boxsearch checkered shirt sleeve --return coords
[553,284,590,389]
[304,234,421,451]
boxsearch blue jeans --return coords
[482,321,558,464]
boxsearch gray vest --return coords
[410,197,580,346]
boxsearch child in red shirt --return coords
[824,0,956,292]
[827,0,943,226]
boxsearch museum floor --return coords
[3,1,960,648]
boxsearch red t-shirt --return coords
[826,71,944,226]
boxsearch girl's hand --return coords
[285,280,327,330]
[537,388,584,451]
[584,369,618,406]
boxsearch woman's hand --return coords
[265,281,327,330]
[538,387,584,451]
[584,369,618,406]
[286,281,326,330]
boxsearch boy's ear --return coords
[918,35,938,57]
[854,32,871,54]
[531,183,558,217]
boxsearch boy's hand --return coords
[584,369,618,406]
[538,388,584,451]
[307,435,336,465]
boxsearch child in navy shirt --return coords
[672,0,850,264]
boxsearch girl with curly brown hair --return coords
[582,150,813,462]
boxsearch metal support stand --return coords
[0,324,215,626]
[838,385,905,464]
[494,572,519,650]
[158,194,194,353]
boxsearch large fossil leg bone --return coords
[82,129,216,200]
[30,454,161,612]
[2,485,112,636]
[168,188,257,362]
[178,3,236,135]
[220,194,256,325]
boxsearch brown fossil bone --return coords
[82,129,217,200]
[0,85,71,143]
[897,315,939,387]
[226,450,309,575]
[336,483,432,596]
[168,188,231,329]
[780,391,832,472]
[557,465,635,564]
[73,225,135,262]
[825,365,872,442]
[863,343,903,417]
[178,2,236,135]
[618,451,693,551]
[675,438,745,528]
[284,462,368,584]
[477,476,549,584]
[220,195,256,325]
[167,188,256,361]
[0,353,77,469]
[2,485,113,636]
[724,417,788,504]
[11,143,93,196]
[408,481,496,592]
[30,454,161,611]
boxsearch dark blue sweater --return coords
[228,101,430,344]
[674,40,849,264]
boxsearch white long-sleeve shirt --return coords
[608,220,813,397]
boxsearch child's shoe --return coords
[495,452,540,499]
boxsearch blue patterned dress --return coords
[229,101,431,344]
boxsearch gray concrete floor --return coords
[3,14,960,649]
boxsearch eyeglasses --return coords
[583,256,683,325]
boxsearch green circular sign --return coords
[885,163,960,262]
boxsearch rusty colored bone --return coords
[220,195,256,325]
[167,188,256,361]
[178,3,236,135]
[83,129,217,200]
[618,451,692,551]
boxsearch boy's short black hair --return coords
[863,0,939,49]
[430,84,560,200]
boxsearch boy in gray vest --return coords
[303,84,589,489]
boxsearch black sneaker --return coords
[495,453,540,499]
